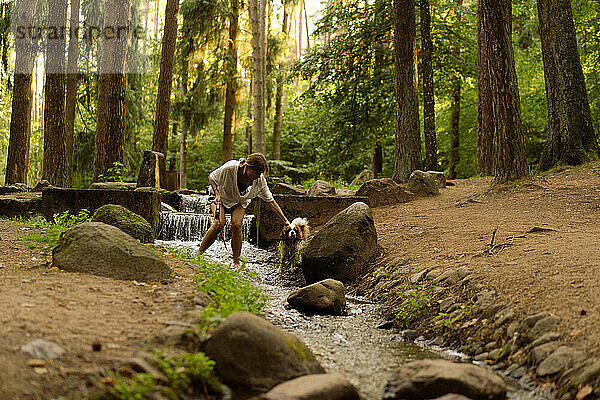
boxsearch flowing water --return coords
[157,199,551,400]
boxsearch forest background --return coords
[0,0,598,190]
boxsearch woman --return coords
[197,153,292,267]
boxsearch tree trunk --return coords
[94,0,131,181]
[537,0,598,170]
[43,0,68,187]
[180,59,189,189]
[5,0,38,184]
[372,143,383,178]
[246,75,254,155]
[222,0,239,163]
[169,122,178,170]
[304,0,310,51]
[250,0,266,154]
[448,0,462,180]
[272,5,289,161]
[152,0,179,158]
[448,79,461,179]
[476,0,493,176]
[421,0,437,171]
[65,0,81,186]
[479,0,528,183]
[392,0,422,182]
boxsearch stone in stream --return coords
[91,204,154,243]
[202,311,324,395]
[287,279,346,315]
[382,359,506,400]
[52,222,171,282]
[301,202,378,284]
[258,373,360,400]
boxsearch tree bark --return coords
[222,0,239,163]
[537,0,598,170]
[272,4,289,161]
[250,0,266,154]
[476,0,493,176]
[448,79,461,179]
[180,59,189,189]
[5,0,38,184]
[372,143,383,178]
[421,0,437,171]
[43,0,68,187]
[392,0,422,182]
[65,0,81,186]
[152,0,179,158]
[246,75,254,155]
[479,0,528,183]
[448,0,462,180]
[94,0,131,181]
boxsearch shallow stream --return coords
[157,237,549,400]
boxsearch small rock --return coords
[410,269,429,283]
[536,346,586,377]
[260,373,360,400]
[528,315,560,341]
[531,332,561,348]
[34,367,48,374]
[27,359,46,368]
[21,339,65,360]
[494,309,515,327]
[530,342,559,366]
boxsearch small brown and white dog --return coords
[280,217,310,270]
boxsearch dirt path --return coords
[1,164,600,399]
[373,164,600,359]
[0,222,201,399]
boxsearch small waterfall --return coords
[179,194,212,214]
[157,212,256,243]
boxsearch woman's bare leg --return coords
[230,205,246,267]
[198,203,226,255]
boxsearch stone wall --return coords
[251,194,370,247]
[42,189,161,233]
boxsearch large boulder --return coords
[91,204,154,243]
[259,374,360,400]
[407,170,439,196]
[350,169,374,187]
[300,202,378,284]
[355,178,414,207]
[52,222,171,282]
[383,359,506,400]
[202,312,324,395]
[307,180,336,196]
[287,279,346,315]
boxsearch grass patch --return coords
[19,210,91,254]
[394,283,437,328]
[93,350,222,400]
[168,249,267,330]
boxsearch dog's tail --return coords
[291,217,310,238]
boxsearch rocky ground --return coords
[1,163,600,399]
[365,163,600,398]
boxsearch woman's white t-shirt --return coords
[209,159,274,209]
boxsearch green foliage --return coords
[105,350,221,400]
[394,282,437,328]
[97,162,129,183]
[435,304,472,330]
[169,250,267,329]
[19,209,91,253]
